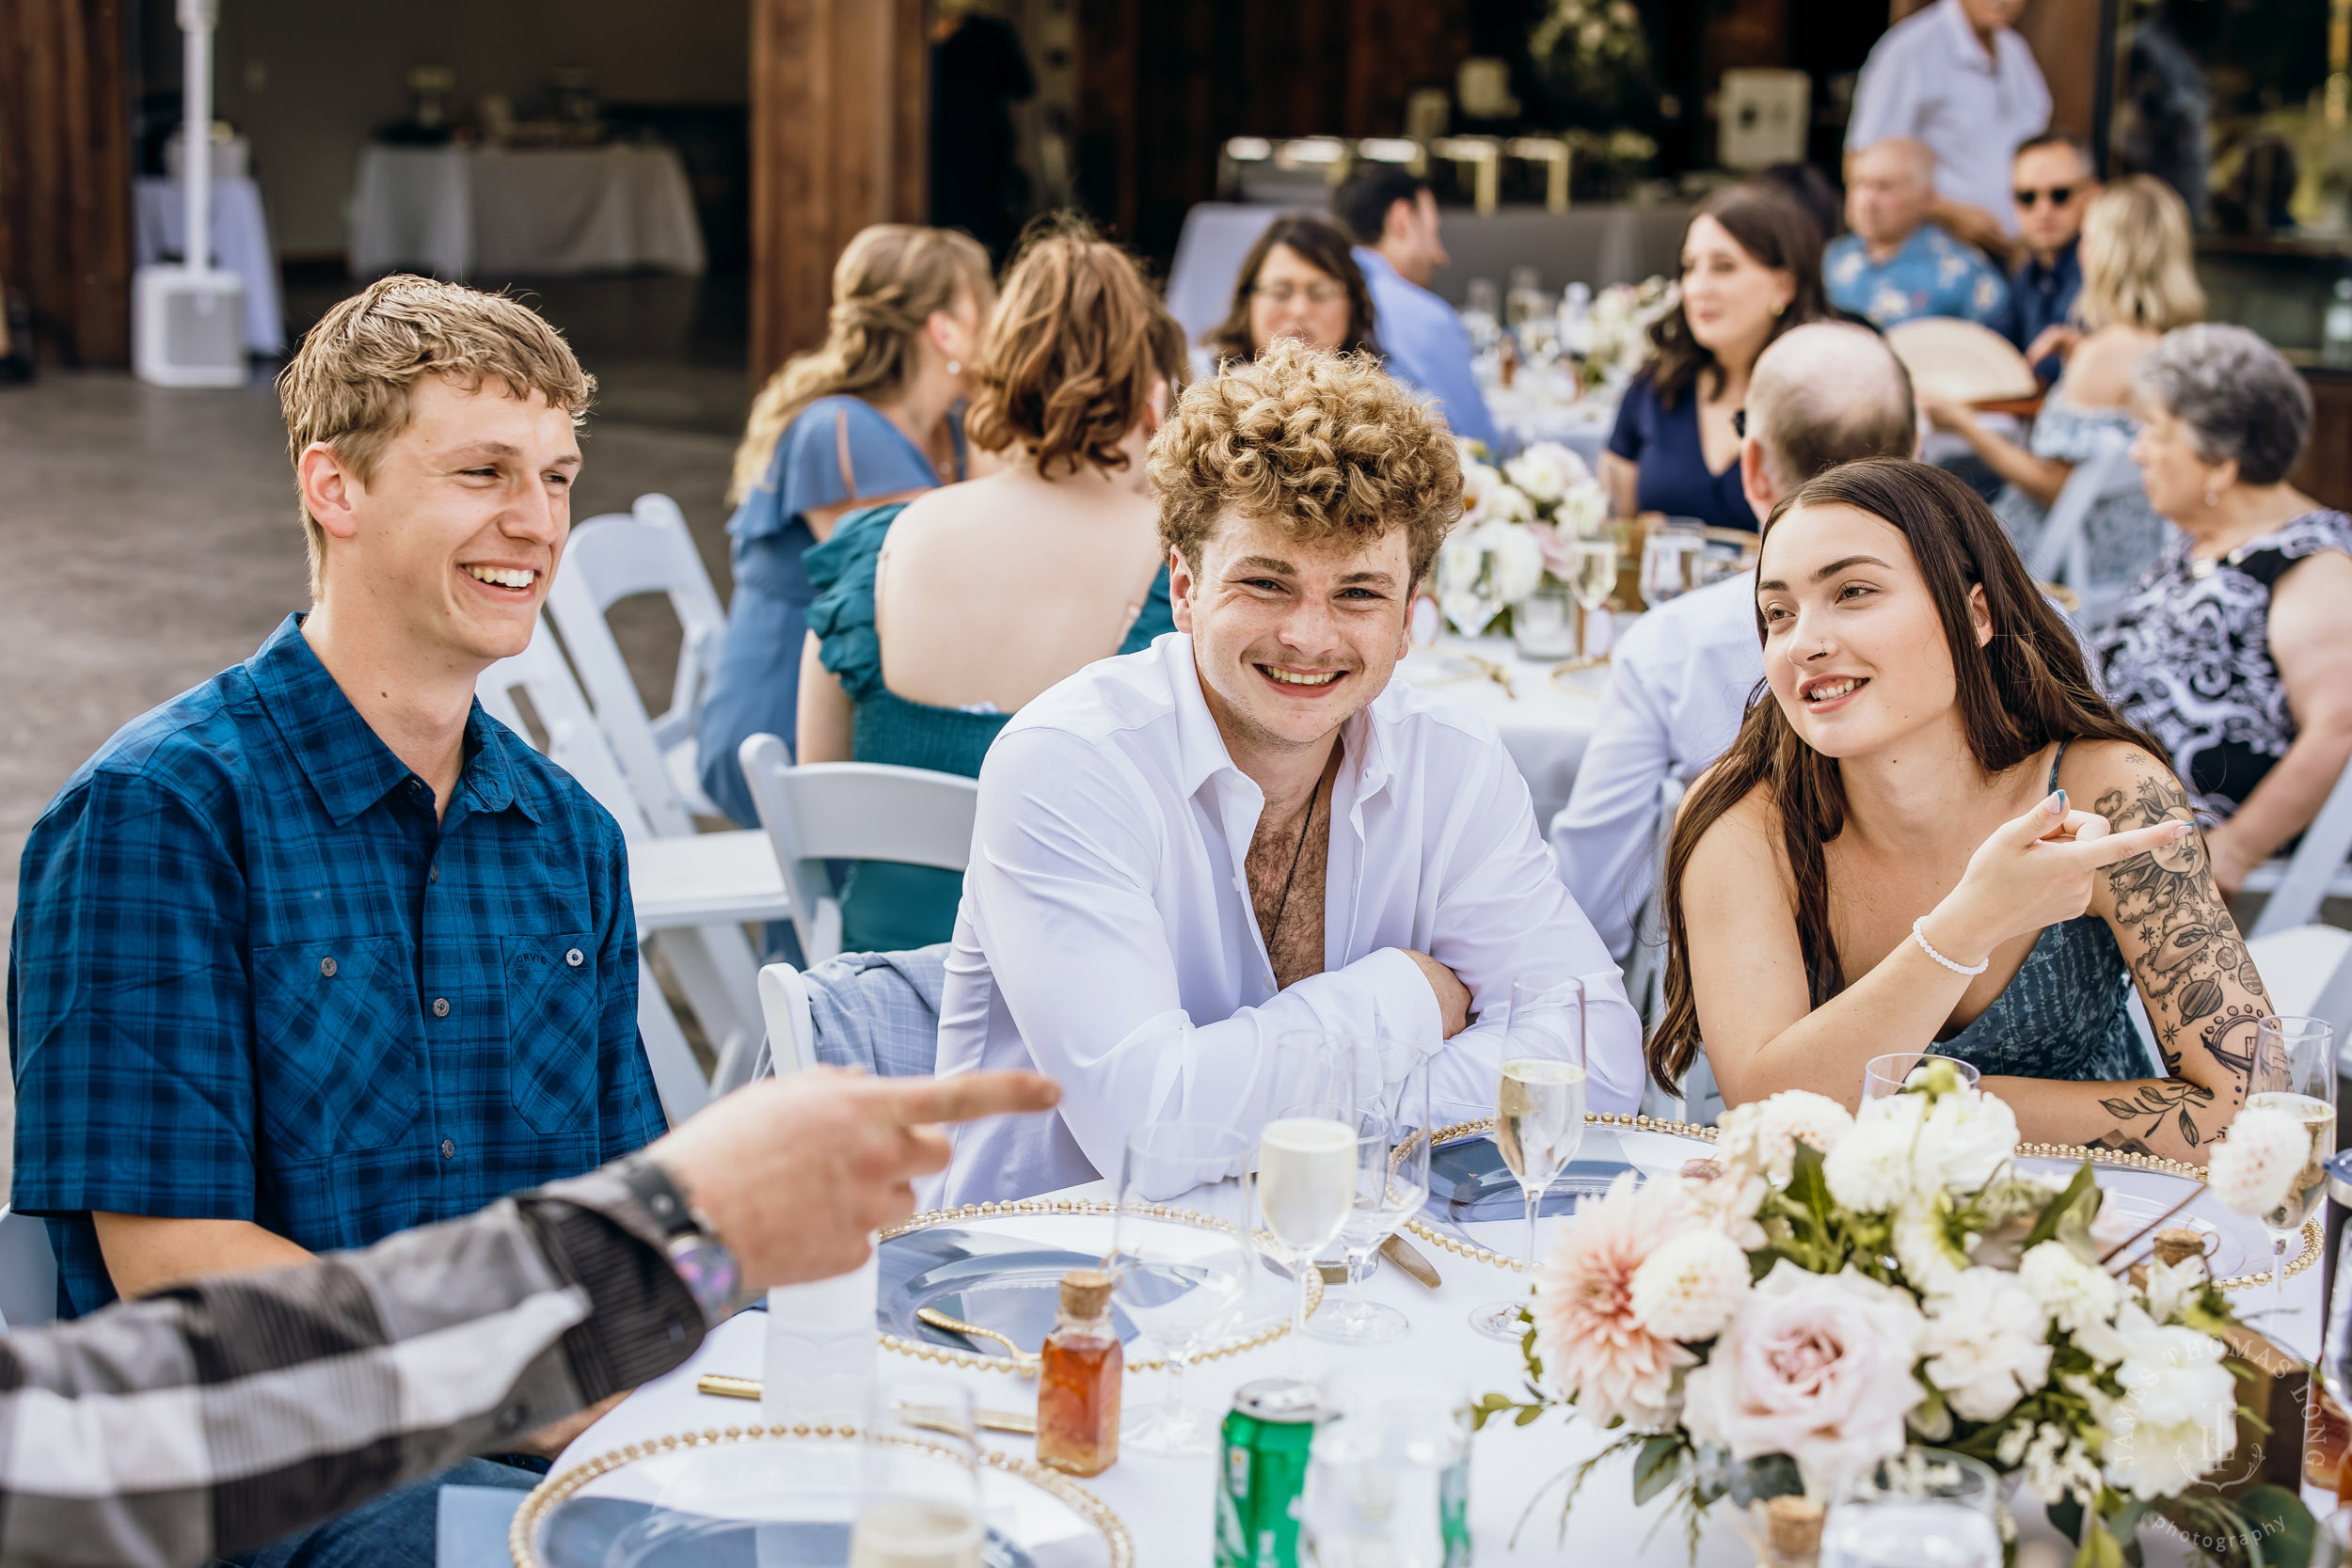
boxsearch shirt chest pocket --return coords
[502,932,601,1134]
[250,936,422,1159]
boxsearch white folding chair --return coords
[738,733,981,967]
[2242,750,2352,940]
[2027,436,2145,631]
[0,1207,58,1330]
[753,961,818,1083]
[478,620,770,1115]
[2248,925,2352,1042]
[547,494,729,830]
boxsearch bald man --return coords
[1824,140,2010,331]
[1552,323,1918,960]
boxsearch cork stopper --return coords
[1059,1268,1115,1319]
[2153,1228,2209,1270]
[1764,1494,1824,1561]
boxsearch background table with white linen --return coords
[132,176,285,355]
[555,1136,2322,1568]
[1481,387,1617,472]
[1408,633,1614,831]
[348,143,707,280]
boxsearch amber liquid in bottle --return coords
[1036,1268,1121,1478]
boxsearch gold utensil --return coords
[695,1374,1039,1434]
[1464,654,1517,699]
[915,1307,1040,1368]
[1381,1232,1442,1289]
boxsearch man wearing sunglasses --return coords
[2001,131,2101,384]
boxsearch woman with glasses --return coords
[1202,214,1379,365]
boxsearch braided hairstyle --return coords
[727,224,994,505]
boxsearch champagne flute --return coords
[1470,977,1588,1341]
[1258,1032,1359,1367]
[1307,1053,1433,1346]
[2249,1015,2337,1320]
[1566,538,1617,658]
[1110,1122,1253,1456]
[852,1374,983,1568]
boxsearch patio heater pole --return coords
[182,0,217,277]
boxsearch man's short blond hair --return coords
[1149,339,1461,588]
[277,275,596,596]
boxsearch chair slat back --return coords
[2027,435,2141,586]
[2248,749,2352,939]
[476,619,652,840]
[0,1206,57,1329]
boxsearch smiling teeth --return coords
[464,565,536,589]
[1263,667,1341,687]
[1806,678,1862,702]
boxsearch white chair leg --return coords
[650,924,764,1083]
[637,957,713,1125]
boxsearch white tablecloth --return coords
[1408,633,1613,831]
[348,143,707,280]
[556,1142,2321,1568]
[132,175,285,355]
[1481,388,1617,472]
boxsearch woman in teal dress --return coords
[797,221,1189,950]
[1651,460,2268,1164]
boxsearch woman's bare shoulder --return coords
[1679,773,1790,883]
[2056,737,2187,824]
[2062,328,2157,408]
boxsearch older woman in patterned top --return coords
[2097,324,2352,895]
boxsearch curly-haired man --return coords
[934,341,1643,1203]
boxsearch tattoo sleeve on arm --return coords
[2093,763,2270,1151]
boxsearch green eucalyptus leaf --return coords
[2025,1161,2100,1254]
[1631,1434,1685,1505]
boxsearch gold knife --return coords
[1382,1232,1442,1289]
[695,1374,1038,1435]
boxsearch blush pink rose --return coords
[1681,1260,1927,1492]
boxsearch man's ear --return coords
[297,441,364,544]
[1168,545,1197,634]
[1968,582,1993,648]
[1738,436,1776,526]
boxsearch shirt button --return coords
[441,1138,457,1159]
[429,864,440,883]
[565,948,585,967]
[433,997,451,1018]
[319,957,338,978]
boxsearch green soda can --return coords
[1215,1378,1324,1568]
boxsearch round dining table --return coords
[545,1121,2319,1568]
[1406,633,1616,832]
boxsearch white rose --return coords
[1824,1098,1929,1212]
[2206,1102,2312,1220]
[1890,1195,1969,1298]
[1915,1086,2021,1193]
[1717,1090,1854,1185]
[2018,1241,2121,1340]
[1484,519,1547,603]
[1551,481,1610,540]
[1629,1226,1753,1341]
[1457,460,1502,526]
[1920,1267,2053,1423]
[1503,440,1589,505]
[2090,1304,2238,1498]
[1485,483,1536,527]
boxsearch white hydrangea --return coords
[2090,1304,2238,1499]
[2206,1103,2312,1220]
[1915,1085,2021,1194]
[1552,481,1610,540]
[2017,1241,2121,1340]
[1503,441,1588,504]
[1890,1196,1969,1298]
[1629,1225,1753,1341]
[1716,1090,1854,1185]
[1920,1267,2053,1423]
[1485,482,1537,528]
[1824,1100,1928,1212]
[1683,1163,1769,1251]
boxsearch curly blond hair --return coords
[1149,340,1461,586]
[278,274,595,598]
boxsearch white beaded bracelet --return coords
[1912,916,1990,976]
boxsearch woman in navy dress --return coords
[1603,185,1833,532]
[695,224,995,829]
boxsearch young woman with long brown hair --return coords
[1650,459,2266,1162]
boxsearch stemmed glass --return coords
[1819,1449,2002,1568]
[1437,537,1505,639]
[1109,1122,1254,1456]
[851,1374,984,1568]
[1566,537,1618,658]
[2249,1015,2337,1319]
[1639,528,1704,606]
[1308,1051,1433,1346]
[1470,977,1588,1341]
[1256,1033,1359,1370]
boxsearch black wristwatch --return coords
[620,1156,745,1325]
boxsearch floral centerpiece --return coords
[1474,1067,2323,1567]
[1580,275,1677,395]
[1438,437,1611,637]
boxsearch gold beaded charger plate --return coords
[874,1197,1318,1373]
[511,1423,1129,1568]
[1400,1113,2319,1291]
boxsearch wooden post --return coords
[0,0,133,367]
[748,0,928,384]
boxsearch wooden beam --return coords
[0,0,132,367]
[748,0,928,383]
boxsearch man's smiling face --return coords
[1169,509,1413,755]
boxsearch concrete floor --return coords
[0,316,753,1197]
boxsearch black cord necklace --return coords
[1264,773,1321,951]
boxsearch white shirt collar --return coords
[1167,633,1399,811]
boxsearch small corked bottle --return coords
[1037,1268,1121,1477]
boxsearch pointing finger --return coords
[2062,819,2192,869]
[884,1069,1062,1128]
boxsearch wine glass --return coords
[1470,977,1588,1341]
[1566,538,1617,658]
[1861,1052,1980,1101]
[1258,1033,1359,1368]
[1437,537,1505,639]
[1639,528,1704,606]
[852,1374,984,1568]
[1308,1053,1433,1346]
[2249,1015,2337,1320]
[1109,1122,1254,1457]
[1819,1449,2002,1568]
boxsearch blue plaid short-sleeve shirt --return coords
[8,615,667,1316]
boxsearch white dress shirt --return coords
[1550,572,1762,957]
[935,633,1643,1204]
[1846,0,2051,237]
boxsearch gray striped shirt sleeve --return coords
[0,1165,706,1568]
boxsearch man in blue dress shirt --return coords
[8,273,666,1562]
[1998,131,2097,383]
[1825,138,2011,331]
[1334,165,1502,451]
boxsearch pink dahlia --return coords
[1532,1171,1698,1430]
